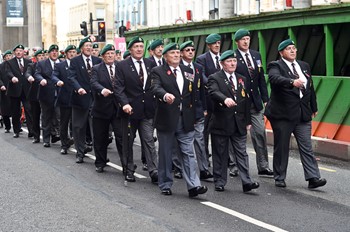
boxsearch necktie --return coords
[158,60,162,66]
[110,65,116,88]
[86,58,92,78]
[215,56,220,71]
[173,68,177,77]
[245,53,255,78]
[291,63,305,96]
[229,75,237,99]
[18,59,24,74]
[137,60,144,86]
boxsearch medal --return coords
[241,89,245,97]
[197,79,200,88]
[189,82,192,92]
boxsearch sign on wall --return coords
[6,0,24,27]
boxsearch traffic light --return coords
[80,21,88,36]
[98,21,106,42]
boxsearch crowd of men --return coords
[0,28,327,198]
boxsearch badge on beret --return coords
[176,44,179,49]
[139,37,142,41]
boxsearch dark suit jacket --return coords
[148,56,165,66]
[208,70,251,136]
[68,55,102,109]
[235,49,269,111]
[24,62,39,102]
[5,57,32,98]
[51,60,73,107]
[0,62,11,115]
[265,59,317,122]
[195,51,219,112]
[151,63,196,133]
[90,62,118,119]
[115,57,156,120]
[34,59,58,104]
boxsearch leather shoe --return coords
[174,170,183,179]
[84,146,93,154]
[142,163,148,171]
[215,186,225,192]
[150,171,158,184]
[13,133,19,138]
[28,133,34,138]
[229,169,239,177]
[125,173,136,182]
[60,148,68,155]
[161,188,172,196]
[76,157,84,163]
[85,141,93,146]
[51,136,60,143]
[43,143,50,148]
[5,129,10,133]
[258,168,274,176]
[243,182,260,192]
[188,186,208,198]
[308,178,327,189]
[32,138,40,143]
[275,180,286,188]
[96,167,104,173]
[200,170,213,180]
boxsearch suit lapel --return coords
[163,64,180,94]
[219,70,236,98]
[101,63,113,88]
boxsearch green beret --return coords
[234,29,250,41]
[219,50,237,61]
[76,48,81,54]
[3,50,12,56]
[115,50,121,54]
[34,49,44,57]
[162,43,180,55]
[58,54,66,59]
[100,44,115,55]
[48,44,59,53]
[13,44,25,51]
[147,43,151,51]
[278,39,295,51]
[127,36,144,49]
[205,33,221,44]
[79,36,92,49]
[92,43,99,49]
[123,50,130,59]
[44,50,48,53]
[180,40,194,51]
[64,45,76,53]
[150,39,163,50]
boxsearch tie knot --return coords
[215,56,219,60]
[137,60,142,64]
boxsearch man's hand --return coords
[40,79,47,86]
[224,98,237,108]
[122,104,133,115]
[27,76,35,83]
[57,81,64,87]
[293,79,305,89]
[246,125,252,130]
[101,88,113,97]
[11,77,19,83]
[77,88,87,95]
[164,93,175,104]
[0,86,6,91]
[312,111,318,118]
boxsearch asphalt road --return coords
[0,128,349,232]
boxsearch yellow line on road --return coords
[299,163,336,172]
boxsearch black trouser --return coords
[3,116,11,130]
[60,106,72,149]
[10,92,33,134]
[40,100,55,143]
[30,100,41,140]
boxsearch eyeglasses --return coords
[184,48,195,52]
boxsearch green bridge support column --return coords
[232,33,237,50]
[288,27,296,45]
[324,24,334,76]
[258,30,266,71]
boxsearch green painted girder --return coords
[126,4,350,39]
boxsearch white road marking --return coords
[201,202,288,232]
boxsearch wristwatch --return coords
[290,79,294,86]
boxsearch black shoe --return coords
[13,133,19,138]
[215,186,225,192]
[32,138,40,143]
[108,136,113,144]
[188,186,208,198]
[200,170,213,180]
[28,133,34,138]
[125,173,136,182]
[275,180,286,188]
[19,128,23,133]
[76,157,84,163]
[258,168,274,176]
[86,141,93,146]
[174,170,183,179]
[84,146,92,154]
[5,129,10,133]
[43,143,50,147]
[60,148,68,155]
[68,139,74,146]
[161,188,172,196]
[96,167,104,173]
[308,178,327,189]
[153,136,158,142]
[142,163,148,171]
[229,169,239,177]
[150,171,158,184]
[243,182,260,193]
[51,136,60,143]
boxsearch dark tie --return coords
[229,75,237,99]
[215,56,220,71]
[86,58,92,78]
[18,59,24,74]
[173,68,177,77]
[158,60,162,66]
[110,65,116,88]
[245,53,255,78]
[291,63,305,94]
[137,60,144,86]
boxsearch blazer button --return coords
[142,100,144,102]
